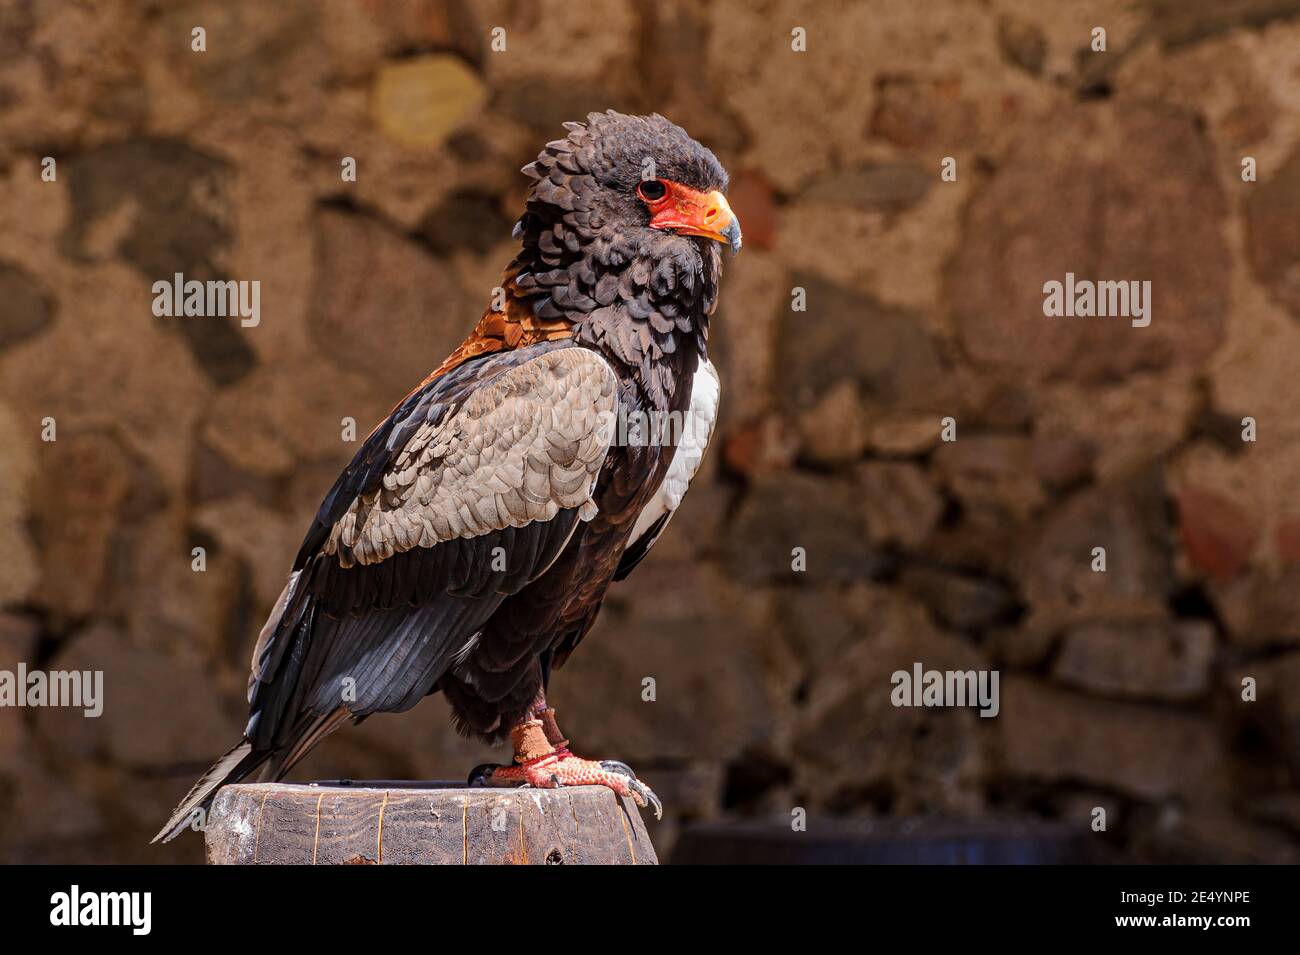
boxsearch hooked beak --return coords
[649,187,743,255]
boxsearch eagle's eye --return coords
[636,179,667,203]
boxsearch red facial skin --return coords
[641,179,740,248]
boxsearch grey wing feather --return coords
[247,345,619,752]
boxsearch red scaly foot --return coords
[471,751,662,819]
[466,712,662,819]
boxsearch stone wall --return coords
[2,0,1300,863]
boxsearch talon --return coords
[593,759,662,819]
[628,779,663,820]
[481,724,666,819]
[600,759,637,779]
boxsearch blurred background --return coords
[2,0,1300,864]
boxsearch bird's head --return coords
[521,111,741,256]
[508,111,739,332]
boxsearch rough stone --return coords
[309,207,472,388]
[158,0,320,105]
[710,249,785,424]
[119,509,246,664]
[1176,486,1259,581]
[1130,804,1299,865]
[371,55,488,150]
[554,565,792,763]
[0,613,39,773]
[776,584,870,677]
[1276,515,1300,564]
[856,461,944,550]
[796,378,869,465]
[0,403,38,606]
[0,613,38,665]
[338,0,484,74]
[779,272,951,415]
[869,75,982,150]
[793,612,988,815]
[1245,143,1300,320]
[0,262,211,501]
[721,414,799,477]
[1030,433,1095,491]
[1034,371,1198,481]
[30,433,134,620]
[61,139,253,385]
[997,16,1048,75]
[867,413,944,456]
[1210,567,1300,649]
[0,262,53,352]
[1053,621,1215,701]
[933,435,1046,523]
[1013,470,1175,631]
[725,170,778,251]
[492,80,620,138]
[1246,793,1300,839]
[417,188,514,256]
[947,103,1228,383]
[998,676,1225,801]
[1227,651,1300,773]
[802,163,931,210]
[191,495,304,610]
[0,762,106,857]
[723,473,885,584]
[900,565,1015,631]
[34,624,241,767]
[986,625,1059,670]
[705,0,883,192]
[1146,0,1300,48]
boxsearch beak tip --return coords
[724,220,743,256]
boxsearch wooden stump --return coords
[204,781,658,865]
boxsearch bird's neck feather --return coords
[505,226,719,410]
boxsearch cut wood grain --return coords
[204,781,658,865]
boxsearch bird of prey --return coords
[155,111,739,843]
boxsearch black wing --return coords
[245,341,620,764]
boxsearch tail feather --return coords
[152,739,265,844]
[259,708,353,783]
[154,709,354,845]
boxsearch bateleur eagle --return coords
[155,111,739,842]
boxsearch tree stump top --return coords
[204,781,658,865]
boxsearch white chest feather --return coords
[630,359,720,544]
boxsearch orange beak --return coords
[648,184,743,255]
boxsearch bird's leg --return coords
[468,696,662,819]
[536,702,570,755]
